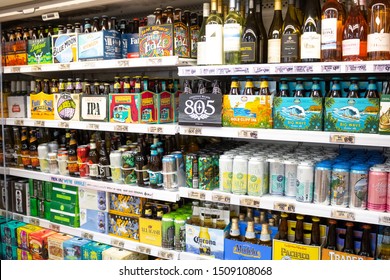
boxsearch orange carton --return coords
[28,229,56,260]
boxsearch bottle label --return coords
[282,33,299,59]
[89,163,99,177]
[245,232,256,239]
[321,18,338,50]
[241,41,256,62]
[267,39,281,63]
[223,23,242,52]
[174,22,190,58]
[190,26,200,58]
[301,32,321,60]
[205,24,223,65]
[342,39,360,56]
[367,33,390,53]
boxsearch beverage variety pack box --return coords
[2,244,18,260]
[79,189,108,211]
[81,241,111,260]
[30,92,55,120]
[51,184,79,205]
[17,248,33,260]
[80,94,109,122]
[80,208,108,234]
[47,233,73,260]
[121,33,139,58]
[379,94,390,135]
[139,24,173,57]
[28,228,56,260]
[54,93,81,121]
[7,96,28,118]
[52,33,78,63]
[139,217,162,247]
[0,180,12,211]
[108,213,140,241]
[109,93,141,123]
[4,40,28,66]
[1,220,27,246]
[27,37,52,65]
[78,30,121,61]
[157,91,174,123]
[63,237,91,260]
[16,224,43,250]
[50,201,80,227]
[109,193,144,216]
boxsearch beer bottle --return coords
[347,78,360,98]
[259,210,268,224]
[310,217,321,246]
[183,79,192,94]
[310,78,323,98]
[254,216,260,224]
[92,17,100,32]
[135,141,147,187]
[378,227,390,260]
[229,77,240,95]
[325,219,338,250]
[244,220,258,244]
[258,223,272,247]
[342,222,355,254]
[144,203,153,219]
[67,132,79,177]
[101,15,109,30]
[190,200,201,226]
[43,79,50,94]
[294,215,304,244]
[239,213,246,222]
[99,139,111,181]
[245,207,254,222]
[29,129,39,171]
[22,27,30,40]
[21,127,30,169]
[294,78,305,97]
[244,77,255,95]
[31,27,39,39]
[259,78,271,95]
[13,128,23,168]
[149,144,162,189]
[47,25,54,37]
[119,19,127,34]
[155,8,163,25]
[88,139,99,180]
[166,6,174,24]
[51,79,59,94]
[358,224,372,257]
[197,79,207,94]
[268,218,275,227]
[228,217,242,241]
[327,78,342,98]
[156,205,164,220]
[212,80,222,94]
[199,227,211,255]
[365,77,379,98]
[75,78,83,94]
[110,17,117,31]
[38,25,47,39]
[84,18,92,33]
[277,78,290,97]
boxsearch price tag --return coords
[11,67,21,73]
[49,223,61,232]
[117,60,130,67]
[0,209,7,216]
[374,64,390,72]
[81,231,94,240]
[84,61,96,68]
[188,190,206,200]
[59,122,69,128]
[212,193,231,204]
[114,125,129,132]
[345,64,367,72]
[275,66,294,74]
[136,245,151,255]
[240,198,260,208]
[13,214,24,222]
[321,64,341,73]
[183,127,203,136]
[294,65,313,73]
[34,120,45,127]
[253,66,270,74]
[148,126,164,134]
[379,215,390,226]
[238,130,258,139]
[329,134,355,144]
[274,202,295,212]
[58,63,70,70]
[86,123,100,130]
[14,119,24,126]
[158,250,174,260]
[111,238,125,248]
[29,218,40,226]
[331,210,355,221]
[31,65,42,72]
[147,58,163,66]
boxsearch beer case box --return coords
[52,33,78,63]
[109,193,144,216]
[121,33,139,59]
[17,248,33,260]
[7,96,28,118]
[80,208,109,234]
[139,24,174,58]
[1,244,18,260]
[47,233,73,260]
[35,199,51,220]
[102,247,148,260]
[81,241,111,260]
[30,197,38,217]
[11,180,30,216]
[0,179,12,210]
[157,91,174,123]
[4,40,28,66]
[379,94,390,135]
[139,217,162,247]
[27,37,52,65]
[0,221,27,246]
[108,213,140,242]
[30,91,55,120]
[63,237,91,260]
[79,189,108,212]
[43,181,55,201]
[54,93,81,121]
[28,228,56,260]
[321,248,374,260]
[172,90,181,123]
[49,201,80,228]
[109,93,141,123]
[51,184,79,205]
[29,178,44,199]
[173,21,190,58]
[78,30,121,61]
[80,94,109,122]
[16,224,43,250]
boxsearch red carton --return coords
[28,229,56,260]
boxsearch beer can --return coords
[77,145,90,178]
[174,215,186,252]
[163,155,178,191]
[247,157,267,196]
[219,154,234,193]
[268,158,285,196]
[48,152,59,174]
[171,151,186,188]
[331,163,350,207]
[211,153,220,190]
[314,161,332,205]
[284,159,298,197]
[349,164,369,209]
[198,154,214,190]
[38,144,49,173]
[162,213,174,250]
[48,141,59,153]
[232,155,248,195]
[110,150,122,184]
[185,153,198,189]
[296,161,315,203]
[367,166,388,212]
[57,149,69,176]
[122,151,137,184]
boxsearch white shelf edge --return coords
[9,168,180,203]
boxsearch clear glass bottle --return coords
[197,3,210,65]
[367,0,390,60]
[281,0,301,63]
[224,0,243,64]
[267,0,284,63]
[206,0,224,65]
[301,0,322,62]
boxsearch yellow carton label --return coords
[272,239,321,260]
[30,91,55,120]
[139,217,162,247]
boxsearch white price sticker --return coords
[188,190,206,200]
[321,64,341,73]
[330,134,355,144]
[59,122,69,128]
[81,231,94,240]
[136,245,151,255]
[212,193,231,204]
[240,198,260,208]
[13,214,24,222]
[11,67,21,73]
[114,125,129,132]
[274,202,295,212]
[379,215,390,226]
[158,250,174,260]
[29,218,40,226]
[86,123,100,130]
[58,63,70,70]
[148,126,164,134]
[84,61,96,68]
[147,58,163,65]
[49,223,61,232]
[184,127,202,135]
[117,60,130,67]
[331,210,355,221]
[238,130,258,139]
[34,120,45,127]
[14,119,24,126]
[31,65,42,72]
[111,238,125,248]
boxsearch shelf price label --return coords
[49,223,61,232]
[59,121,69,128]
[158,250,174,260]
[81,231,94,240]
[84,61,96,68]
[238,130,258,139]
[188,190,206,200]
[11,67,21,73]
[374,64,390,72]
[345,64,367,72]
[294,65,313,73]
[321,64,341,73]
[31,65,42,72]
[29,218,40,226]
[14,119,24,126]
[136,245,151,255]
[253,66,271,74]
[58,63,70,70]
[240,198,260,208]
[111,238,125,248]
[147,57,163,66]
[148,126,164,134]
[274,202,295,212]
[114,125,129,132]
[329,134,355,144]
[275,66,294,74]
[34,120,45,127]
[117,60,130,67]
[13,214,24,222]
[379,215,390,226]
[212,193,231,204]
[331,210,355,221]
[86,123,100,130]
[183,127,202,136]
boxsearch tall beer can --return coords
[185,153,198,189]
[296,161,315,203]
[211,153,220,190]
[110,150,122,184]
[232,155,248,195]
[163,155,178,191]
[367,166,388,212]
[171,151,186,188]
[331,163,350,207]
[247,157,267,196]
[284,159,298,197]
[219,154,234,193]
[314,161,332,205]
[268,158,285,196]
[198,154,214,190]
[349,164,369,209]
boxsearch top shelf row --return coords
[3,58,390,76]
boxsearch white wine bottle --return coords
[281,0,301,63]
[206,0,224,65]
[224,0,243,64]
[267,0,283,63]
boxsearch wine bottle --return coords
[224,0,243,64]
[255,0,268,63]
[267,0,284,63]
[206,0,224,65]
[321,0,346,61]
[281,0,301,63]
[197,3,210,65]
[342,0,368,61]
[295,0,305,26]
[241,0,260,63]
[301,0,321,62]
[367,0,390,60]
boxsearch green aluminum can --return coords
[122,151,137,184]
[198,154,213,190]
[174,215,186,252]
[185,153,198,189]
[162,213,175,250]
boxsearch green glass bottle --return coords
[281,0,301,63]
[224,0,243,64]
[241,0,260,64]
[206,0,224,65]
[255,0,268,63]
[267,0,284,63]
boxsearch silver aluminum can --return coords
[219,154,234,193]
[284,159,298,197]
[314,161,332,205]
[163,155,178,191]
[331,163,350,207]
[296,161,315,203]
[349,164,369,209]
[268,158,285,196]
[247,156,268,196]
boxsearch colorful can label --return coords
[367,167,388,212]
[185,154,198,189]
[296,162,314,203]
[314,166,332,205]
[331,165,350,207]
[211,153,220,190]
[162,215,175,250]
[247,157,267,196]
[268,158,285,196]
[122,151,137,184]
[232,155,248,195]
[284,160,298,197]
[349,167,368,209]
[77,145,89,177]
[387,171,390,212]
[198,155,214,190]
[219,154,233,193]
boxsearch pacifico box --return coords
[16,224,43,250]
[1,220,27,246]
[47,233,73,260]
[28,228,56,260]
[27,37,52,65]
[139,217,162,247]
[63,237,91,260]
[17,248,33,260]
[7,96,28,118]
[54,93,81,121]
[139,24,174,57]
[109,93,141,123]
[121,33,139,59]
[379,94,390,135]
[109,193,144,216]
[50,201,80,227]
[30,91,55,120]
[80,94,109,122]
[52,33,78,63]
[81,241,111,260]
[80,208,108,234]
[79,189,108,212]
[78,30,121,61]
[108,212,140,242]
